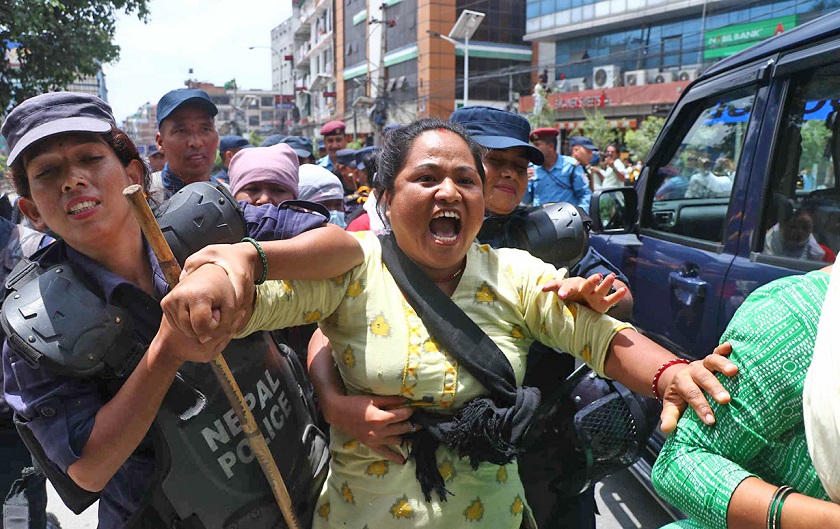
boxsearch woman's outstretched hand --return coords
[541,272,627,314]
[659,342,738,433]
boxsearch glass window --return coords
[761,64,840,266]
[248,115,259,126]
[261,96,274,107]
[540,0,554,15]
[649,88,756,243]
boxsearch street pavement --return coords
[47,467,675,528]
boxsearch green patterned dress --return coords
[652,271,831,529]
[238,231,631,528]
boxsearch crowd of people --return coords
[0,87,836,529]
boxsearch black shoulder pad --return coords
[157,181,246,266]
[2,264,141,378]
[521,202,589,270]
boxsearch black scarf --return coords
[378,233,541,502]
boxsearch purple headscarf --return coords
[229,143,299,198]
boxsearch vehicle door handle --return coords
[654,211,675,228]
[668,271,707,307]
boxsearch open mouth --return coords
[429,210,461,243]
[68,200,100,216]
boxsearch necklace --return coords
[433,262,465,283]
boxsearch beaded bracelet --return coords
[241,237,268,285]
[651,358,691,402]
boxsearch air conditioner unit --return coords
[561,77,586,92]
[624,69,647,87]
[677,68,700,82]
[653,71,676,84]
[593,65,621,89]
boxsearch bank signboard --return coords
[704,15,798,60]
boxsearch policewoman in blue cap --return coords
[524,129,592,211]
[0,91,366,528]
[449,106,638,529]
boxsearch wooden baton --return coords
[123,184,302,529]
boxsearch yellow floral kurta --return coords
[239,232,632,528]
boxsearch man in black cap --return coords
[213,135,252,184]
[280,136,316,165]
[152,88,221,200]
[523,131,592,210]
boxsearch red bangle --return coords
[652,358,691,402]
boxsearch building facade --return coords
[294,0,338,137]
[271,9,300,97]
[122,102,158,155]
[66,70,109,102]
[123,82,289,150]
[523,0,838,139]
[335,0,533,140]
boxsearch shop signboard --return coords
[553,92,606,110]
[704,15,797,60]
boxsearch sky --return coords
[103,0,293,123]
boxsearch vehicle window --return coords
[649,89,755,243]
[761,63,840,266]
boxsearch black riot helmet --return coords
[513,202,589,270]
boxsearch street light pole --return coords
[427,10,484,109]
[464,32,470,106]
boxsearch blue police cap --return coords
[281,136,314,159]
[219,135,252,153]
[260,134,284,147]
[449,106,544,165]
[2,92,116,166]
[147,144,161,156]
[336,148,358,168]
[156,88,217,128]
[355,146,378,171]
[569,136,597,151]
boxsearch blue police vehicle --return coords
[588,9,840,518]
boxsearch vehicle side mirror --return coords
[589,188,638,234]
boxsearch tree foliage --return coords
[572,108,621,152]
[624,116,665,162]
[248,130,264,147]
[0,0,150,111]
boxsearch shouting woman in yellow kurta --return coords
[164,118,734,529]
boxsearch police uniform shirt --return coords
[1,204,328,528]
[524,156,592,210]
[317,155,334,173]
